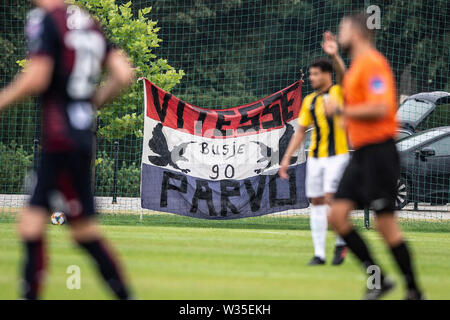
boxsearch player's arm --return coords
[322,31,346,84]
[325,69,391,120]
[325,99,389,120]
[0,56,54,111]
[0,10,58,112]
[341,102,388,120]
[92,49,135,109]
[279,125,307,180]
[331,54,346,85]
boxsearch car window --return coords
[424,136,450,156]
[417,102,450,131]
[397,99,434,124]
[396,131,411,141]
[396,130,447,151]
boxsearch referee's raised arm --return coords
[322,31,346,85]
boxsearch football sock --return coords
[335,235,346,246]
[390,241,419,292]
[22,238,46,300]
[342,228,385,281]
[78,238,130,299]
[310,204,328,260]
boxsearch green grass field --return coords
[0,213,449,300]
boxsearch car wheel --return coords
[395,178,409,210]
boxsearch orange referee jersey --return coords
[342,48,398,149]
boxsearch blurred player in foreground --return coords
[279,32,349,266]
[0,0,134,299]
[324,12,424,300]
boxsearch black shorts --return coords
[29,151,96,222]
[334,139,399,214]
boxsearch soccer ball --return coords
[51,212,66,225]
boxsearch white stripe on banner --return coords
[142,116,306,181]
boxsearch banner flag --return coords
[140,79,308,219]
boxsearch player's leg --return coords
[308,196,327,265]
[375,214,423,299]
[370,141,423,299]
[18,153,59,299]
[329,199,379,270]
[17,206,48,299]
[325,192,347,265]
[324,154,349,265]
[330,154,394,299]
[329,199,395,299]
[69,218,131,299]
[305,157,327,265]
[64,151,132,299]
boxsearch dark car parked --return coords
[302,91,449,147]
[395,127,450,209]
[397,91,450,139]
[303,91,449,149]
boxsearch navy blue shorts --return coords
[29,151,96,222]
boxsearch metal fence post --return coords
[33,138,39,172]
[364,207,370,229]
[112,141,119,204]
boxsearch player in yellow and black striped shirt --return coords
[299,84,348,158]
[280,32,349,266]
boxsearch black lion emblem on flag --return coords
[148,123,194,173]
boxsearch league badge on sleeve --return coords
[369,76,386,94]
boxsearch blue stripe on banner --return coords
[141,162,309,220]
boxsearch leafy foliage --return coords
[148,0,449,107]
[0,1,36,148]
[94,151,140,197]
[0,142,33,194]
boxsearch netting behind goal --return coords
[0,0,448,227]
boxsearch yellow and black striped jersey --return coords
[298,84,349,158]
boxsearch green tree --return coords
[0,1,36,150]
[380,0,450,93]
[148,0,449,107]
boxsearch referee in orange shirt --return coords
[324,13,423,300]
